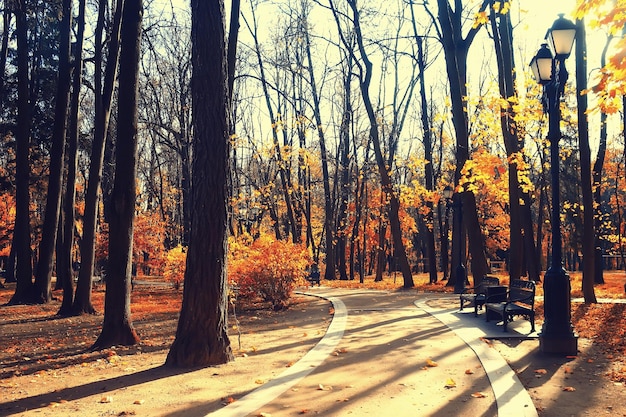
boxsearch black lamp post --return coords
[443,186,466,294]
[529,14,578,355]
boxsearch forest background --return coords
[1,0,626,362]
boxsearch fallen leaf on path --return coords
[465,369,474,375]
[221,396,236,405]
[426,359,438,367]
[444,378,456,388]
[471,392,487,398]
[317,384,333,391]
[563,386,576,392]
[99,396,113,403]
[299,409,309,414]
[133,399,144,405]
[534,369,548,375]
[255,379,264,384]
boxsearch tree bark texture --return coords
[9,1,35,305]
[166,0,234,367]
[59,0,87,315]
[575,18,597,303]
[74,0,123,315]
[33,0,73,304]
[92,0,142,349]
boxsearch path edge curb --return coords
[208,292,347,416]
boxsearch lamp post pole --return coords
[530,14,578,355]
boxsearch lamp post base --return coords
[540,266,578,355]
[539,333,578,356]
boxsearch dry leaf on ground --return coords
[444,378,456,388]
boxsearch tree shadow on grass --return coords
[0,364,199,415]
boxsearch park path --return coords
[210,288,539,417]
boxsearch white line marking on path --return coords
[208,295,347,417]
[417,297,538,417]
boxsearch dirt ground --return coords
[0,283,625,416]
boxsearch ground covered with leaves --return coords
[0,282,332,416]
[0,272,624,416]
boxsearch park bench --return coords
[485,279,536,332]
[307,264,321,286]
[459,275,501,316]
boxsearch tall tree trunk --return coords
[575,18,597,303]
[303,21,338,279]
[55,205,66,291]
[431,0,491,286]
[0,7,11,101]
[350,136,371,282]
[9,1,34,305]
[166,0,234,367]
[33,0,73,303]
[74,0,123,315]
[59,0,87,315]
[440,201,450,280]
[92,0,143,350]
[592,35,614,285]
[346,0,413,288]
[415,33,438,284]
[490,5,540,282]
[226,0,240,103]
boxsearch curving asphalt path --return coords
[209,288,538,417]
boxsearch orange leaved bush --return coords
[163,245,187,289]
[0,192,15,257]
[228,234,311,310]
